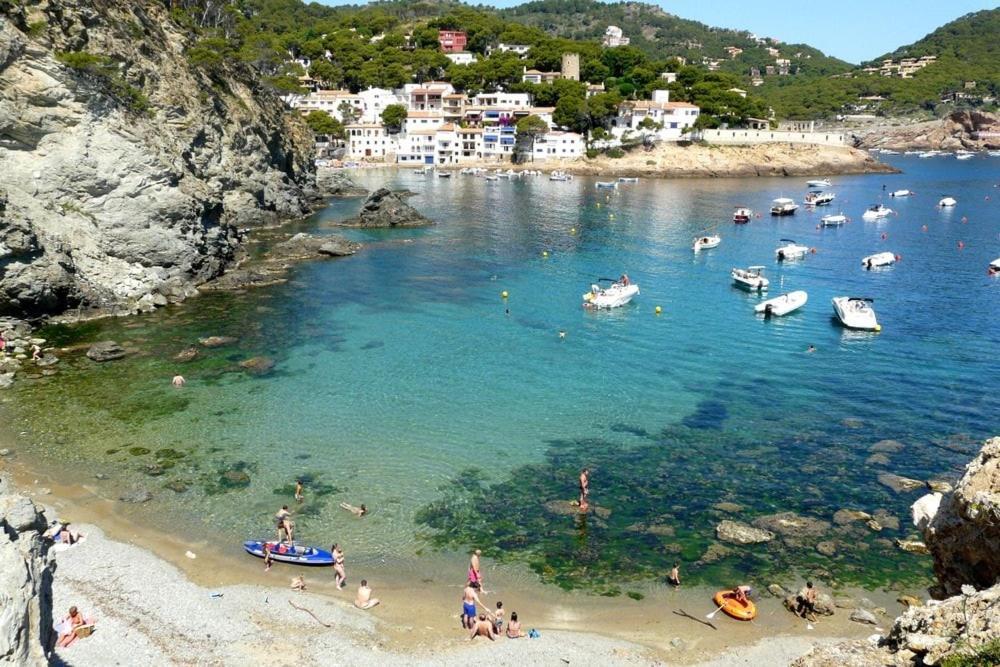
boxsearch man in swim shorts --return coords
[468,549,483,589]
[461,582,483,629]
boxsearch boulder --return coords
[870,439,905,454]
[833,509,872,526]
[897,595,922,608]
[716,520,774,545]
[339,188,434,228]
[752,512,830,546]
[174,348,199,362]
[895,538,929,555]
[878,472,924,494]
[816,541,838,556]
[33,354,58,367]
[86,340,126,362]
[268,233,359,261]
[0,373,13,389]
[119,487,153,504]
[199,336,238,348]
[0,494,45,533]
[239,356,275,375]
[849,608,878,625]
[911,492,943,531]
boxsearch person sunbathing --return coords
[340,502,368,517]
[505,611,525,638]
[468,614,496,641]
[56,606,90,647]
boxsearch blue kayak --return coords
[243,540,334,566]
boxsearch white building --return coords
[602,26,630,48]
[474,92,533,109]
[613,90,700,140]
[405,82,455,111]
[357,88,406,124]
[345,124,398,160]
[445,52,476,66]
[404,111,445,134]
[490,43,531,57]
[660,72,677,83]
[290,89,363,121]
[529,131,585,159]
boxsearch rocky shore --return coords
[852,111,1000,152]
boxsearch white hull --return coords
[693,235,721,251]
[583,283,639,309]
[820,214,847,226]
[862,205,893,219]
[938,197,957,207]
[890,190,913,197]
[755,291,808,317]
[732,267,769,291]
[775,242,809,261]
[806,179,831,187]
[832,297,879,331]
[596,181,618,189]
[862,251,896,268]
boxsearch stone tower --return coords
[561,53,580,81]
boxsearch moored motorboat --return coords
[732,266,769,291]
[862,251,897,269]
[582,277,639,309]
[693,235,721,252]
[806,179,831,188]
[862,204,893,220]
[618,177,639,183]
[770,197,798,216]
[988,258,1000,276]
[938,196,957,207]
[755,290,808,317]
[243,540,335,566]
[804,191,836,206]
[549,170,572,181]
[832,296,880,331]
[595,181,618,189]
[820,213,848,226]
[890,189,913,197]
[733,206,752,224]
[712,590,757,621]
[436,170,452,178]
[775,239,809,261]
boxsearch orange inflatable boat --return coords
[713,590,757,621]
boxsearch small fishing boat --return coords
[484,175,499,182]
[413,166,430,175]
[582,278,639,309]
[618,177,639,183]
[243,541,335,566]
[732,266,769,292]
[832,297,880,331]
[775,239,809,261]
[890,189,913,197]
[862,251,897,269]
[770,197,799,216]
[806,179,831,188]
[436,171,451,178]
[549,171,572,181]
[820,213,848,226]
[938,196,957,207]
[862,204,893,220]
[693,235,721,252]
[804,191,836,206]
[712,590,757,621]
[595,181,618,189]
[755,290,808,317]
[732,206,752,224]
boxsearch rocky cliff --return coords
[0,1,317,319]
[795,437,1000,666]
[0,479,53,665]
[855,111,1000,151]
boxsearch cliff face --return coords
[795,437,1000,666]
[856,111,1000,151]
[0,480,53,665]
[0,1,317,319]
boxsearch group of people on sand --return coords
[461,550,527,641]
[265,480,378,609]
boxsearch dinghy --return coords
[693,235,721,252]
[938,196,957,207]
[755,291,808,317]
[618,177,639,183]
[890,189,913,197]
[820,213,847,226]
[243,541,335,566]
[806,179,831,188]
[862,204,893,220]
[775,239,809,261]
[712,590,757,621]
[862,252,896,269]
[595,181,618,189]
[732,206,752,224]
[832,297,880,331]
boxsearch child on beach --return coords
[492,601,505,634]
[668,562,681,587]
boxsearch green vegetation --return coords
[380,103,408,133]
[304,110,345,139]
[26,20,47,37]
[940,638,1000,667]
[55,51,150,115]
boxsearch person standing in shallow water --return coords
[295,479,304,502]
[332,544,346,590]
[468,549,484,590]
[579,468,590,505]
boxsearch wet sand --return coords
[1,444,902,665]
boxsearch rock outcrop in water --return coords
[340,188,433,228]
[0,480,54,665]
[0,2,317,320]
[855,111,1000,151]
[795,436,1000,666]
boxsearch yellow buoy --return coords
[596,203,601,208]
[655,306,662,315]
[609,214,615,219]
[542,251,549,257]
[570,227,576,234]
[501,291,509,299]
[875,324,882,332]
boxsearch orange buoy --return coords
[895,254,902,261]
[712,591,756,621]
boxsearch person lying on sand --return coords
[468,614,496,641]
[290,575,306,591]
[56,606,92,648]
[506,611,525,638]
[340,502,367,517]
[354,580,380,610]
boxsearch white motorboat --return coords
[582,279,639,309]
[988,258,1000,275]
[862,204,893,219]
[484,175,499,182]
[770,197,799,216]
[733,206,752,224]
[755,290,808,317]
[804,191,836,206]
[890,189,913,197]
[693,235,721,251]
[806,179,831,188]
[732,266,769,291]
[832,296,880,331]
[436,171,452,178]
[549,171,572,181]
[618,177,639,183]
[820,213,848,226]
[775,239,809,261]
[938,196,957,207]
[881,149,900,155]
[595,181,618,189]
[862,251,897,269]
[414,166,431,174]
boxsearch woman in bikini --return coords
[332,544,346,590]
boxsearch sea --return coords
[3,154,999,597]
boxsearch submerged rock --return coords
[816,541,838,556]
[239,356,276,375]
[895,538,929,555]
[174,348,199,362]
[268,233,360,261]
[752,512,830,543]
[86,340,126,362]
[712,501,744,513]
[339,188,434,228]
[833,509,872,525]
[697,543,733,564]
[877,472,924,494]
[716,520,774,545]
[199,336,238,348]
[870,439,905,454]
[119,487,153,504]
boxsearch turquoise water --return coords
[7,155,1000,591]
